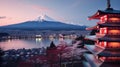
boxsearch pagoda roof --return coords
[85,45,104,55]
[85,35,97,41]
[100,8,120,14]
[98,22,120,27]
[84,53,103,67]
[47,41,56,50]
[50,41,56,48]
[98,50,120,57]
[89,8,120,20]
[86,25,98,30]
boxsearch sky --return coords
[0,0,120,26]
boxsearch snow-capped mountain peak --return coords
[0,15,87,30]
[37,15,55,21]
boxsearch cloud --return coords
[0,16,6,19]
[31,5,52,12]
[71,0,81,8]
[31,5,58,20]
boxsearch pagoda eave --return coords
[83,53,103,67]
[88,11,101,20]
[86,25,98,30]
[85,45,104,55]
[89,9,120,20]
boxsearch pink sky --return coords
[0,0,56,26]
[0,0,120,26]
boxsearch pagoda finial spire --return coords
[107,0,111,8]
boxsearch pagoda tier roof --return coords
[99,36,120,42]
[83,53,103,67]
[98,50,120,57]
[86,25,98,30]
[89,8,120,20]
[85,45,104,55]
[85,35,97,41]
[84,45,120,67]
[98,22,120,27]
[84,53,120,67]
[82,61,91,67]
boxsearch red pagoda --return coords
[84,0,120,67]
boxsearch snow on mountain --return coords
[37,15,55,21]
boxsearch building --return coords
[84,0,120,67]
[46,41,59,67]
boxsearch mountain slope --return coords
[0,20,87,30]
[0,15,87,30]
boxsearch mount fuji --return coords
[0,15,87,30]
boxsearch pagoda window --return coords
[107,42,120,48]
[100,28,107,34]
[100,15,108,23]
[99,41,107,47]
[108,30,120,35]
[108,17,120,22]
